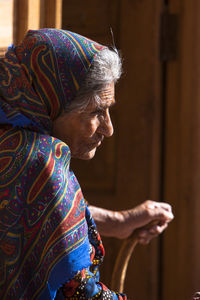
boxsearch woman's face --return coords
[52,82,115,160]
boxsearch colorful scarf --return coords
[0,29,104,300]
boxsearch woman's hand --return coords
[119,200,174,243]
[192,292,200,300]
[89,200,174,243]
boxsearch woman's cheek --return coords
[88,119,100,135]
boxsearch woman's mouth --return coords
[89,140,102,149]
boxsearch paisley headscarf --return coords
[0,29,104,300]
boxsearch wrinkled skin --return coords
[52,82,114,160]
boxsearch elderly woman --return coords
[0,29,173,299]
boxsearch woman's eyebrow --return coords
[99,100,116,109]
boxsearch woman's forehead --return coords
[98,82,115,107]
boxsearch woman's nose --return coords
[99,112,114,137]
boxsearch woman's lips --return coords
[94,141,102,147]
[89,140,102,149]
[88,136,104,150]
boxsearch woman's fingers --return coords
[137,222,169,244]
[148,201,172,212]
[193,292,200,300]
[149,223,168,234]
[145,201,174,222]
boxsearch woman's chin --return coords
[72,148,97,160]
[82,148,97,160]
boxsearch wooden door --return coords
[162,0,200,299]
[62,1,164,299]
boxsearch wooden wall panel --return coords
[13,0,39,45]
[13,0,62,45]
[162,0,200,299]
[117,1,163,298]
[40,0,62,28]
[62,0,120,45]
[27,0,40,30]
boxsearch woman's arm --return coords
[89,200,174,244]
